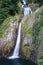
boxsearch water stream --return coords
[0,22,37,65]
[8,22,21,59]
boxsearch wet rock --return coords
[21,6,43,64]
[0,16,18,58]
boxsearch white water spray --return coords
[8,22,21,59]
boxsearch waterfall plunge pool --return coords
[0,22,37,65]
[0,58,37,65]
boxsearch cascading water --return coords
[8,22,21,59]
[23,0,26,5]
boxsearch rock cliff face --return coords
[21,6,43,63]
[0,6,43,64]
[0,16,18,58]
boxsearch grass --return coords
[38,59,43,65]
[0,15,18,38]
[0,15,18,54]
[0,18,10,38]
[21,6,43,60]
[4,40,12,51]
[22,42,32,58]
[22,22,33,37]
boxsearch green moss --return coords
[0,17,10,38]
[0,15,18,38]
[22,6,43,59]
[22,42,31,57]
[22,22,33,37]
[26,28,33,37]
[4,40,12,51]
[32,6,43,45]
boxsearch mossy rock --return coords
[0,15,18,38]
[21,6,43,61]
[0,15,18,57]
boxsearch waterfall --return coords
[23,0,26,5]
[8,22,21,59]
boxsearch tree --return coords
[0,0,20,24]
[26,0,43,6]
